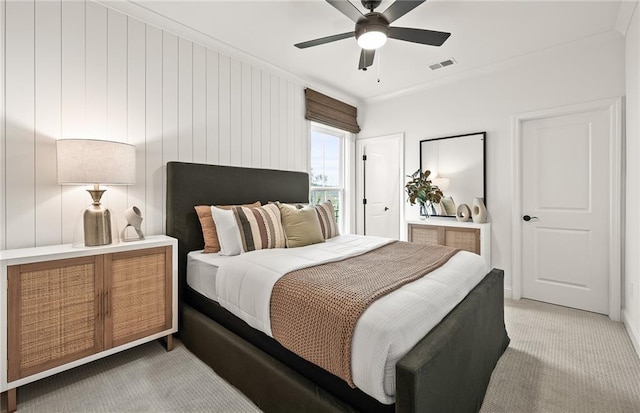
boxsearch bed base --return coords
[180,268,509,413]
[166,161,509,412]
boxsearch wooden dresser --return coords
[407,219,491,266]
[0,235,177,412]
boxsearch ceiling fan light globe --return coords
[357,31,387,50]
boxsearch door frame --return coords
[511,97,623,320]
[356,133,405,237]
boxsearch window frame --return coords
[309,123,347,231]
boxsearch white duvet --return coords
[214,234,488,404]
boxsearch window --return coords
[310,124,346,230]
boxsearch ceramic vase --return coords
[472,197,487,223]
[456,204,471,222]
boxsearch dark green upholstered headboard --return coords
[166,161,310,312]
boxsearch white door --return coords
[357,135,402,238]
[521,109,611,314]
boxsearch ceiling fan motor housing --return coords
[361,0,382,11]
[355,13,390,41]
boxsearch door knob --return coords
[523,215,539,222]
[384,207,389,211]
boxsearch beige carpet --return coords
[1,340,261,413]
[481,299,640,413]
[3,298,640,413]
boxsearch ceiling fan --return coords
[294,0,451,71]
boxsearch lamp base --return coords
[83,203,112,246]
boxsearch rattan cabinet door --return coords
[7,256,104,381]
[104,246,172,348]
[408,224,440,245]
[443,227,480,254]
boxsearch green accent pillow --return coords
[278,203,325,248]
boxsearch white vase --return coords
[472,197,487,223]
[456,204,471,222]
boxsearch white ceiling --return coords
[130,0,624,102]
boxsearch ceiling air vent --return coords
[429,58,457,71]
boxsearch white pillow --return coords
[210,206,242,256]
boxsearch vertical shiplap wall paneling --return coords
[144,25,163,237]
[35,0,62,246]
[229,59,242,166]
[2,1,314,246]
[178,37,192,162]
[279,79,287,170]
[218,55,231,165]
[294,84,303,172]
[251,67,262,168]
[127,17,146,233]
[205,49,219,164]
[107,7,129,232]
[287,82,296,171]
[192,44,207,164]
[162,32,178,233]
[61,0,87,244]
[270,75,280,168]
[5,0,35,249]
[241,62,252,167]
[0,0,5,249]
[85,2,107,139]
[107,8,128,141]
[261,72,271,169]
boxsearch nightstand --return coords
[0,235,177,412]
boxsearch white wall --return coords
[359,31,625,292]
[624,3,640,354]
[0,0,311,250]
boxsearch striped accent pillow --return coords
[194,201,261,253]
[314,200,339,240]
[232,203,286,252]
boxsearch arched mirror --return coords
[419,132,486,217]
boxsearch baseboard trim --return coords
[622,309,640,358]
[504,286,513,299]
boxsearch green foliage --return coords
[310,168,329,187]
[405,169,444,206]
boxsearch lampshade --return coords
[56,139,136,185]
[432,177,450,191]
[56,139,135,247]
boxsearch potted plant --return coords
[405,169,444,218]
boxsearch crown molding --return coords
[95,0,360,107]
[615,0,638,36]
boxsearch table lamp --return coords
[56,139,136,246]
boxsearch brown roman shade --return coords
[305,88,361,133]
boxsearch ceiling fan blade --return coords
[326,0,364,23]
[358,49,375,70]
[294,31,355,49]
[388,26,451,46]
[382,0,426,24]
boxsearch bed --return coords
[166,161,510,413]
